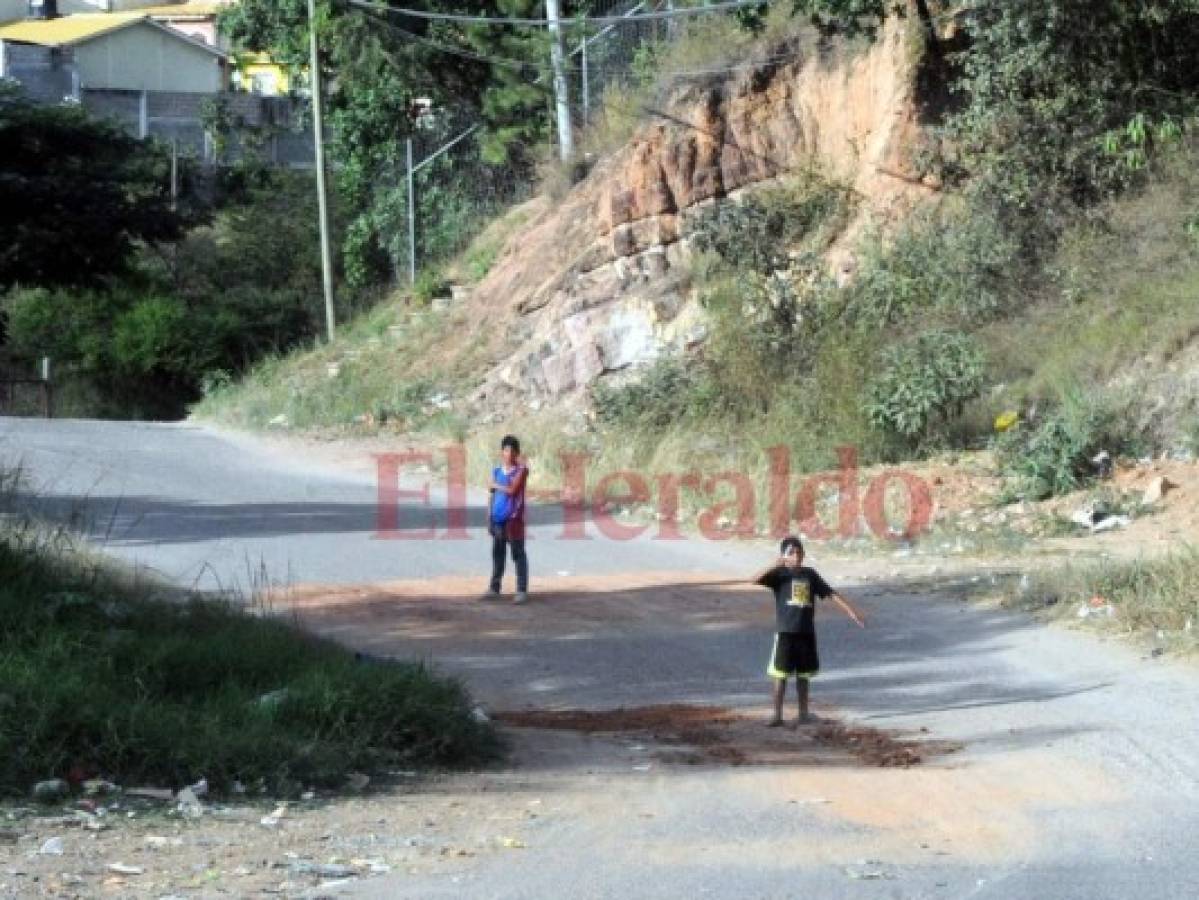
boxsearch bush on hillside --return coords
[992,388,1143,500]
[842,208,1021,328]
[689,176,852,276]
[592,358,716,429]
[864,329,985,448]
[947,0,1199,238]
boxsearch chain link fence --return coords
[80,89,315,168]
[390,107,534,285]
[570,0,669,126]
[397,1,721,285]
[0,355,53,418]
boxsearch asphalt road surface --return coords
[3,417,1198,899]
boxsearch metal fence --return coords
[392,108,534,284]
[398,0,703,285]
[0,356,53,419]
[81,89,316,168]
[570,0,671,125]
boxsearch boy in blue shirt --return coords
[484,435,530,604]
[753,536,867,725]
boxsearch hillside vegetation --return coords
[198,1,1199,509]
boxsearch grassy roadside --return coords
[1008,547,1199,653]
[0,483,499,798]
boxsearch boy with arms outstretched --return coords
[753,536,867,726]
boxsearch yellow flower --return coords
[994,410,1019,433]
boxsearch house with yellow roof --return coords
[2,2,292,97]
[1,1,219,22]
[0,10,229,94]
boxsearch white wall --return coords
[74,21,224,92]
[2,1,189,23]
[60,1,180,12]
[0,0,26,23]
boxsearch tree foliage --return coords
[221,0,552,282]
[3,171,330,418]
[946,0,1199,230]
[0,84,185,291]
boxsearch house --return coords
[0,10,229,93]
[231,50,289,96]
[140,3,228,50]
[2,1,180,20]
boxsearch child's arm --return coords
[830,592,868,628]
[751,558,787,586]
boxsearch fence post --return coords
[546,0,575,161]
[581,39,590,124]
[406,136,416,286]
[170,139,178,210]
[138,89,149,139]
[40,356,52,420]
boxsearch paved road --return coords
[0,417,757,592]
[3,417,1198,899]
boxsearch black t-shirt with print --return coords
[756,565,834,634]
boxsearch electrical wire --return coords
[360,5,806,80]
[345,0,767,28]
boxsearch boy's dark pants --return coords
[489,525,528,593]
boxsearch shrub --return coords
[993,388,1141,500]
[843,208,1021,328]
[412,269,451,307]
[947,0,1199,239]
[591,358,714,430]
[688,176,851,275]
[864,329,985,448]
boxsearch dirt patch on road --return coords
[495,704,957,769]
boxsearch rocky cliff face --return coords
[462,16,936,419]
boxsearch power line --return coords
[345,0,766,27]
[361,6,806,81]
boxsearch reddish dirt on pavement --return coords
[495,704,957,769]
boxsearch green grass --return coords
[977,149,1199,410]
[195,302,464,434]
[1011,547,1199,652]
[0,521,499,797]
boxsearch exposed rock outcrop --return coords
[465,15,937,415]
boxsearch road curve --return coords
[3,417,1198,900]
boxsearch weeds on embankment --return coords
[0,467,499,798]
[1011,547,1199,653]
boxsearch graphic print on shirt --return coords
[788,579,813,608]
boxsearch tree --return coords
[946,0,1199,227]
[0,84,185,291]
[221,0,554,283]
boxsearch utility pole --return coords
[545,0,574,161]
[307,0,337,342]
[406,137,416,285]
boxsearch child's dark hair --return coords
[500,434,521,454]
[779,535,804,555]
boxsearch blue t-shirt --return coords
[491,465,527,524]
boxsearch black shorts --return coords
[767,632,819,679]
